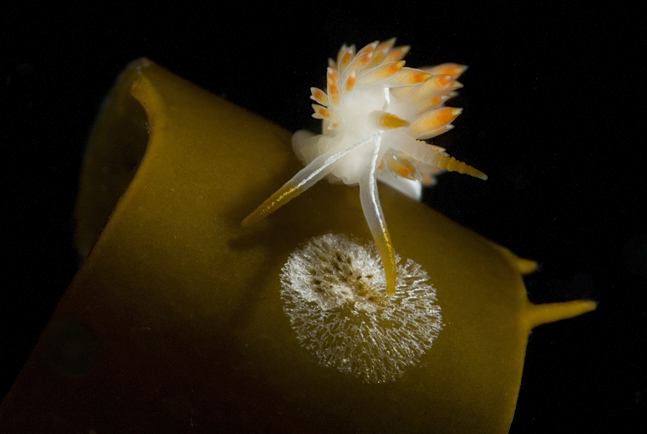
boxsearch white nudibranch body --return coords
[242,39,487,296]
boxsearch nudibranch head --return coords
[242,39,487,296]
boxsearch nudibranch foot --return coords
[243,39,487,296]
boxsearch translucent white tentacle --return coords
[358,132,397,296]
[242,134,378,227]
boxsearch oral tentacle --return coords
[242,134,380,227]
[358,133,397,296]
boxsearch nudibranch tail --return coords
[243,39,487,297]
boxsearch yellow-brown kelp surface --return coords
[0,59,596,433]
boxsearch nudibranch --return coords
[1,58,598,434]
[242,38,487,296]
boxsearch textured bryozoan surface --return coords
[280,233,443,383]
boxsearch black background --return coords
[2,1,645,432]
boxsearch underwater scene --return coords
[3,3,644,433]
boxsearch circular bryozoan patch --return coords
[280,233,443,383]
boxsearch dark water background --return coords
[2,2,645,432]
